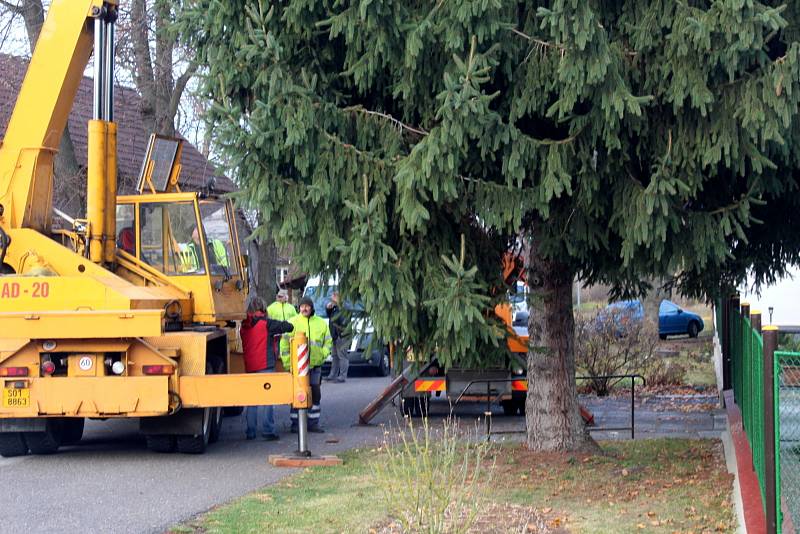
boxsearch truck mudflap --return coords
[0,376,170,417]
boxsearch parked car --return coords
[595,299,644,336]
[303,277,391,376]
[658,300,704,339]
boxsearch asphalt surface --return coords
[0,372,395,534]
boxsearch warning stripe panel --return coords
[511,380,527,391]
[414,379,446,392]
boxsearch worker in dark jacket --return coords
[241,296,293,440]
[324,292,351,383]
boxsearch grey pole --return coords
[296,409,310,457]
[763,326,778,534]
[103,20,115,122]
[92,17,106,120]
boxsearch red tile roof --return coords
[0,53,235,193]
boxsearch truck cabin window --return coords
[139,202,206,275]
[199,200,238,277]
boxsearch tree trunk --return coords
[525,237,592,452]
[256,232,278,304]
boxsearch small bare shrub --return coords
[372,417,494,534]
[575,309,659,395]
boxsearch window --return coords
[139,202,205,275]
[277,267,289,284]
[199,200,239,277]
[116,204,135,255]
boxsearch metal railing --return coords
[447,374,645,440]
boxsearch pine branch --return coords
[323,131,388,165]
[344,106,429,137]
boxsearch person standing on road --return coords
[268,289,297,321]
[241,296,294,441]
[324,292,350,383]
[280,296,331,433]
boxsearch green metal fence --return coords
[721,300,784,533]
[776,351,800,531]
[730,308,769,509]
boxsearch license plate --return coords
[3,388,30,408]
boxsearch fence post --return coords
[731,294,741,404]
[752,311,762,334]
[763,326,778,534]
[722,295,732,390]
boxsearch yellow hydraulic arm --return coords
[0,0,112,236]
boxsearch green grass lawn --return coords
[171,438,735,534]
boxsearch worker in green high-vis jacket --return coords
[267,289,297,321]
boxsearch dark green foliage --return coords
[180,1,800,367]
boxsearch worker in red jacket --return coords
[240,296,294,440]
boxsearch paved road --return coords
[0,374,395,534]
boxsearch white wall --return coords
[739,266,800,327]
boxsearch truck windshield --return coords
[199,200,238,277]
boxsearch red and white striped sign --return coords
[297,343,309,376]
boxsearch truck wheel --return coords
[208,407,223,444]
[223,407,244,417]
[61,418,85,445]
[501,400,517,416]
[401,396,428,418]
[0,432,28,457]
[25,419,63,455]
[145,434,176,453]
[176,408,211,454]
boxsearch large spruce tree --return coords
[181,1,800,451]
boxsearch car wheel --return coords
[659,334,667,340]
[377,351,391,377]
[687,321,699,338]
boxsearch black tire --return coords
[176,408,211,454]
[223,406,244,417]
[659,334,667,340]
[25,419,63,455]
[208,407,223,444]
[401,396,428,418]
[61,418,85,445]
[145,434,176,453]
[0,432,28,457]
[501,400,517,416]
[377,351,391,377]
[688,321,699,338]
[205,360,223,444]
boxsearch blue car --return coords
[658,300,704,339]
[596,300,644,335]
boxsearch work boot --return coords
[262,433,280,441]
[308,426,325,433]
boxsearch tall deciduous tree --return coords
[182,1,800,451]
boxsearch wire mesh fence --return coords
[776,351,800,531]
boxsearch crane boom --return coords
[0,0,108,232]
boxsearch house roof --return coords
[0,53,234,193]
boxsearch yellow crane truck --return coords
[0,0,310,456]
